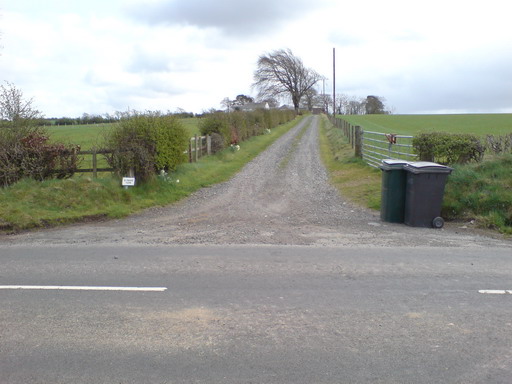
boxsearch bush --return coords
[412,132,485,165]
[0,129,80,187]
[104,112,188,183]
[209,133,225,154]
[198,112,231,146]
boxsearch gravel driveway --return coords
[2,116,510,248]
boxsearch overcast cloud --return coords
[130,0,325,36]
[0,0,511,117]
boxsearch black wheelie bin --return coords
[403,162,453,228]
[379,159,410,223]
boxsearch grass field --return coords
[47,118,201,150]
[48,123,114,150]
[340,114,512,136]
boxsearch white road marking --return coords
[0,285,167,292]
[479,290,512,295]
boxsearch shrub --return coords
[104,112,188,183]
[0,129,80,187]
[153,115,189,171]
[199,112,230,145]
[229,112,246,144]
[198,109,296,149]
[209,132,225,154]
[412,132,485,165]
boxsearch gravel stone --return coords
[1,116,510,248]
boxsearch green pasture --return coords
[47,118,201,150]
[179,118,201,137]
[340,114,512,136]
[48,123,114,150]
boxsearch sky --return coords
[1,0,511,117]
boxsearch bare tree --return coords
[253,49,321,114]
[334,93,349,115]
[0,81,42,124]
[220,97,233,112]
[301,88,318,111]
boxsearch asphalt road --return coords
[1,244,511,383]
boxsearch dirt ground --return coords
[1,116,510,249]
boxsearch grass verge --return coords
[0,117,303,232]
[319,116,512,235]
[318,115,381,210]
[443,155,512,234]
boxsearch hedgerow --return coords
[0,126,80,187]
[103,112,188,183]
[412,132,485,164]
[198,109,295,149]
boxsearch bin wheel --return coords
[432,217,444,229]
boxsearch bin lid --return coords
[379,159,410,171]
[404,161,453,174]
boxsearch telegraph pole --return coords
[332,48,336,117]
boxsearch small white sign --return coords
[122,177,136,187]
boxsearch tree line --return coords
[44,110,196,126]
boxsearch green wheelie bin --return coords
[379,159,410,223]
[403,162,453,228]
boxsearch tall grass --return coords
[443,155,512,234]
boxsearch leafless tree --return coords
[301,88,318,111]
[0,81,42,124]
[334,93,349,115]
[221,97,233,112]
[253,49,321,114]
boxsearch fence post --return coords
[355,126,362,158]
[194,135,199,162]
[92,149,98,178]
[188,139,193,163]
[206,135,211,156]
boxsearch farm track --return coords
[2,116,510,248]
